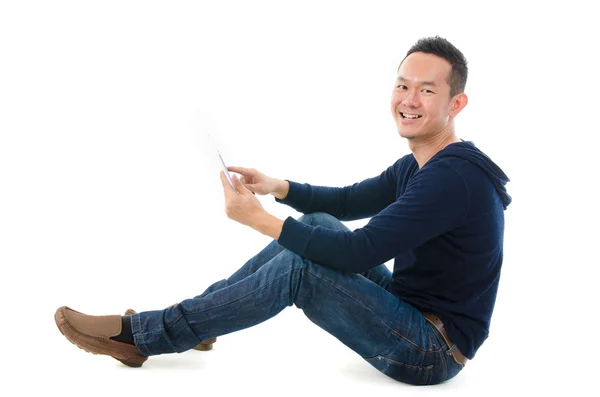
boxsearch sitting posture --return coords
[55,36,511,386]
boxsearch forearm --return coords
[252,211,285,240]
[271,178,290,200]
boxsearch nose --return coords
[401,89,420,108]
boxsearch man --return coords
[55,36,511,386]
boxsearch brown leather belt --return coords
[422,312,468,365]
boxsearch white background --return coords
[1,0,598,395]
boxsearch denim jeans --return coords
[131,212,464,385]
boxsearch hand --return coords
[220,170,266,227]
[226,166,277,196]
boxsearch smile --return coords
[400,112,422,119]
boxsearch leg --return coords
[300,212,393,290]
[131,250,451,385]
[130,212,389,353]
[187,212,389,352]
[196,212,392,298]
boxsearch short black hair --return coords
[400,36,468,97]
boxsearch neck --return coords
[408,127,461,168]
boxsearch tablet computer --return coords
[217,149,236,191]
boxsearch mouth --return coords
[399,112,422,120]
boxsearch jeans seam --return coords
[134,314,150,356]
[389,329,431,354]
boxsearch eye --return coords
[396,85,407,90]
[422,89,434,94]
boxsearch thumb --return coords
[239,176,256,194]
[232,174,251,195]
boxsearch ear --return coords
[449,93,468,118]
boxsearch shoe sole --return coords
[55,308,146,368]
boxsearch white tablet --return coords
[205,132,238,192]
[217,149,237,191]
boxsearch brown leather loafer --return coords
[55,306,148,368]
[124,308,217,351]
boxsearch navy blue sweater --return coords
[275,141,511,359]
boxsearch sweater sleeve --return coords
[276,161,468,273]
[274,159,401,221]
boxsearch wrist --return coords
[272,179,290,200]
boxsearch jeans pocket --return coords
[365,354,433,386]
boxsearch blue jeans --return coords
[131,212,464,385]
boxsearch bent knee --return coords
[298,212,346,230]
[275,249,311,272]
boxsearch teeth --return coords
[401,113,421,119]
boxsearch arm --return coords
[271,179,290,200]
[252,212,285,240]
[272,157,407,221]
[274,161,468,273]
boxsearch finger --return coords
[231,174,250,195]
[238,176,255,194]
[227,166,247,174]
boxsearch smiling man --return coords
[55,36,511,386]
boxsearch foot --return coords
[54,306,148,367]
[124,307,217,351]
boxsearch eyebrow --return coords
[396,76,437,87]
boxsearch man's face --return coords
[391,52,456,140]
